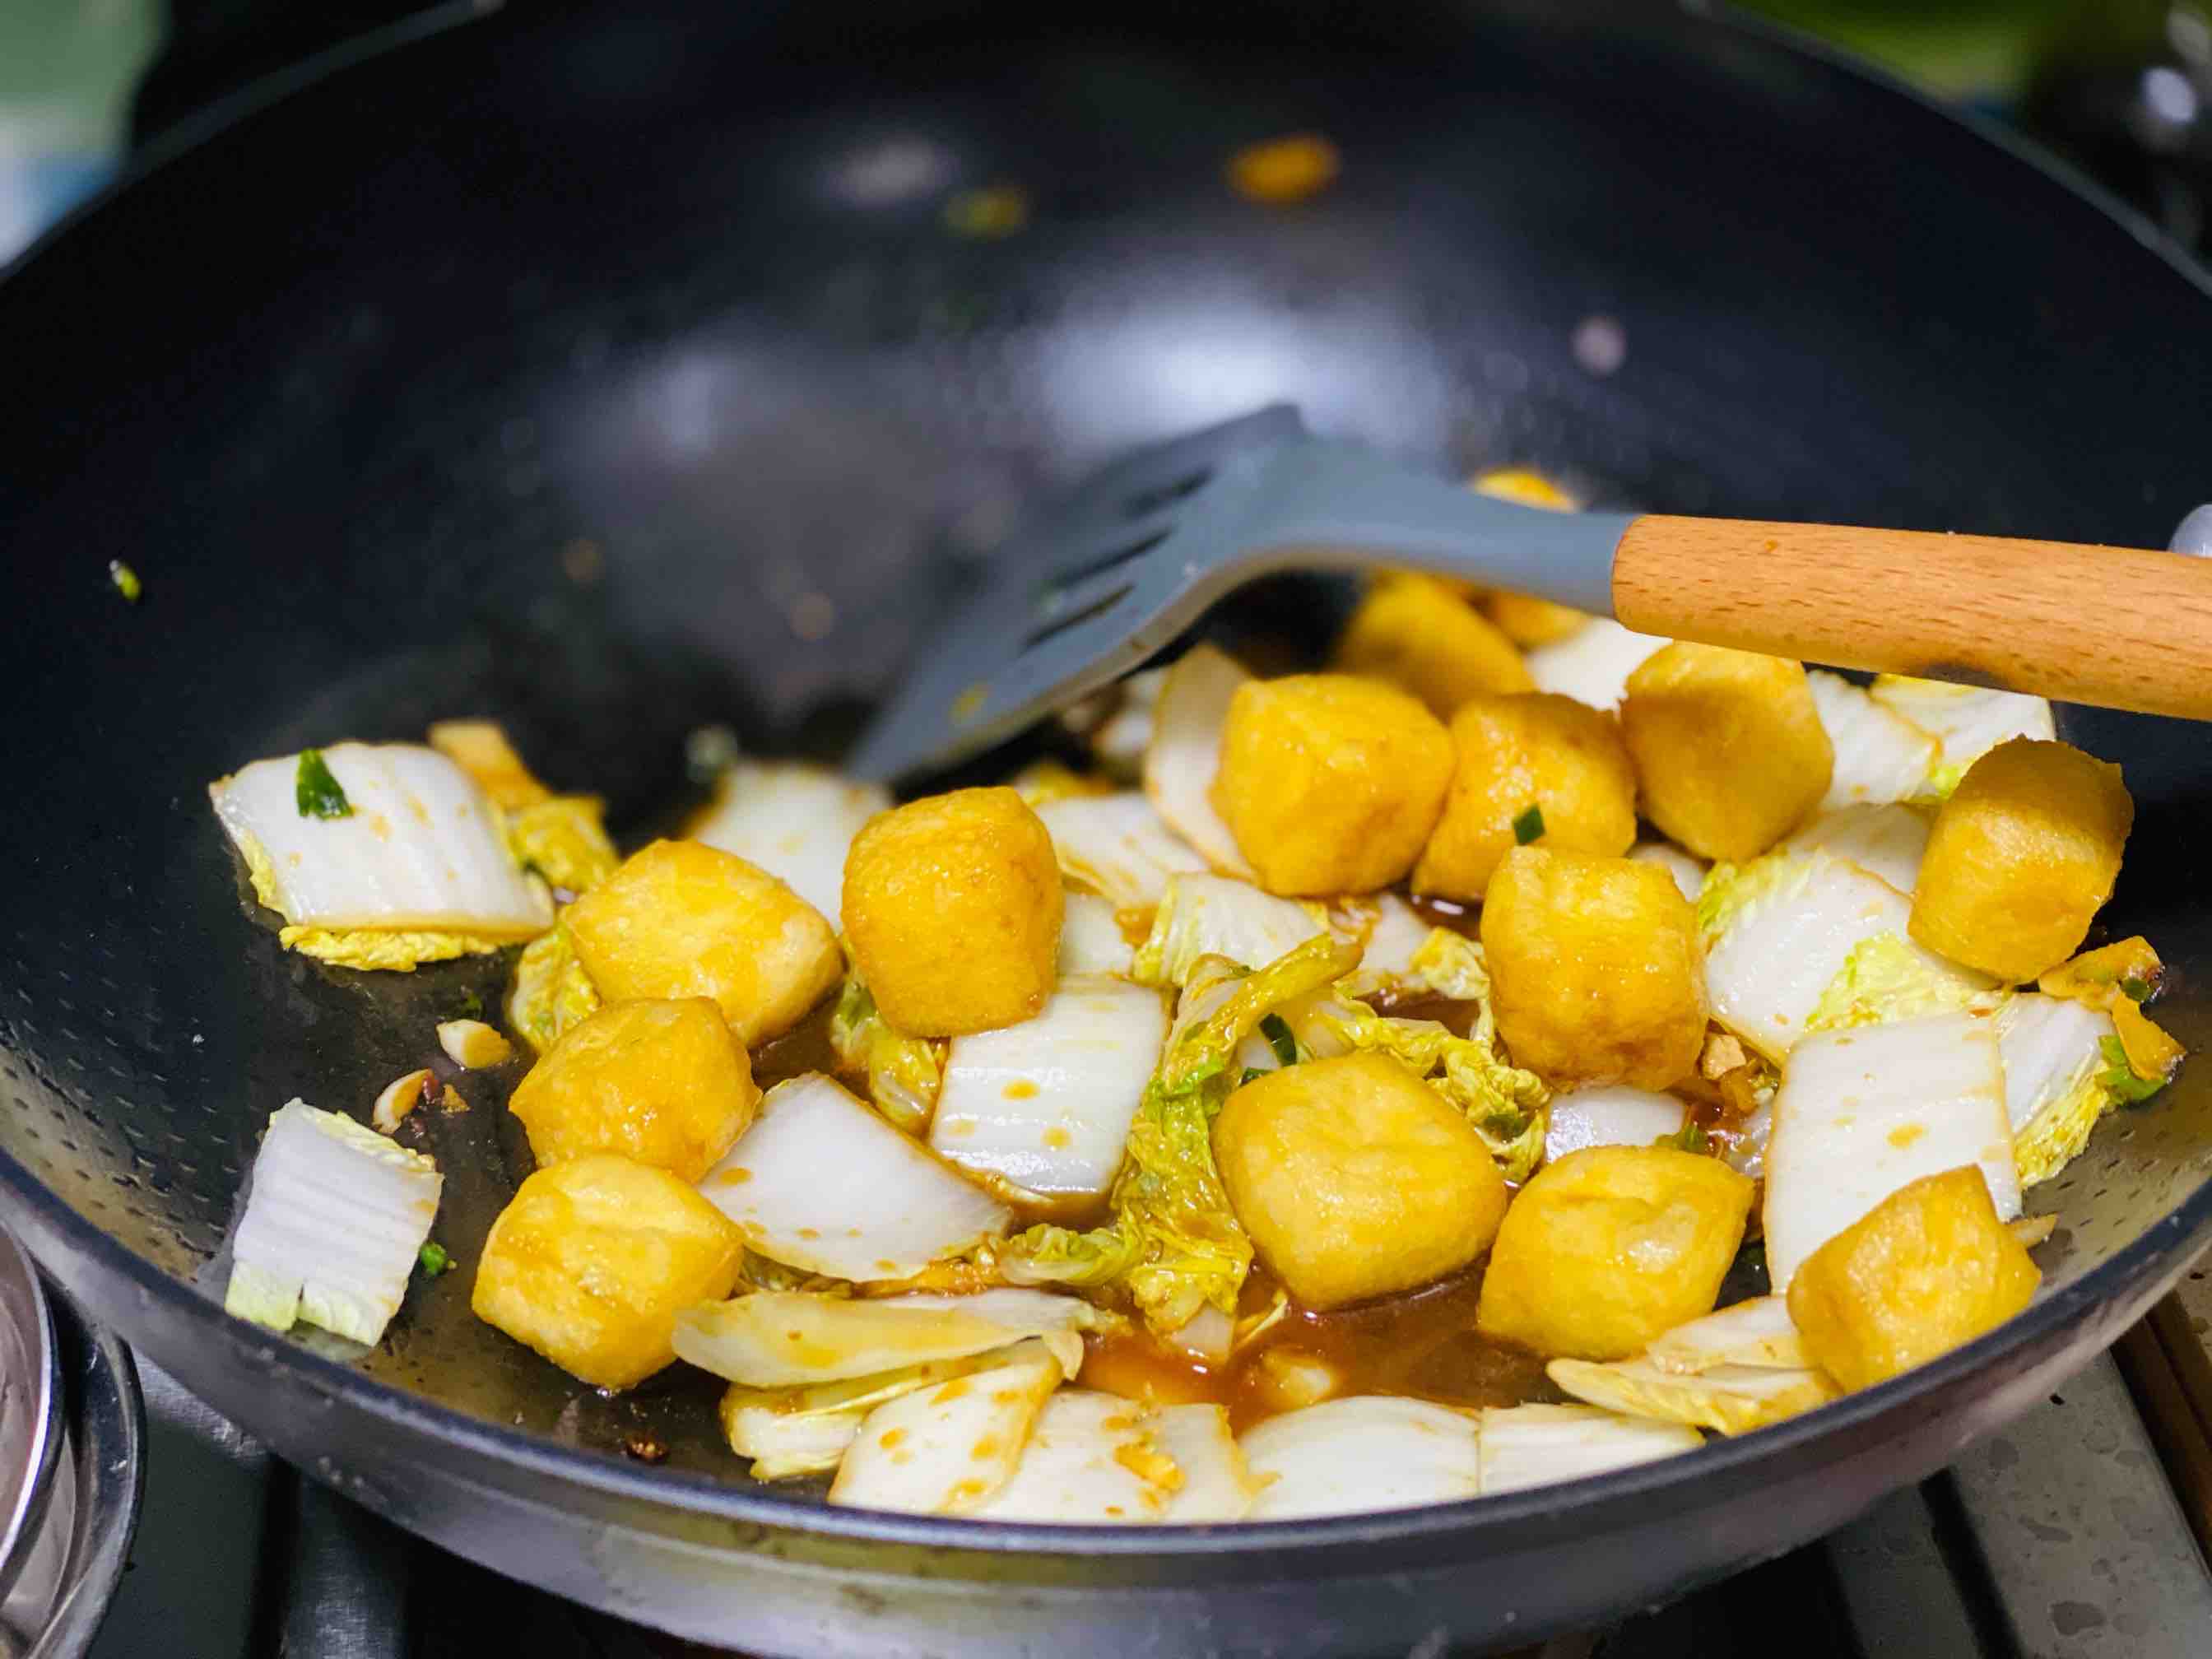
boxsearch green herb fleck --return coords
[1657,1122,1711,1155]
[295,749,353,820]
[2120,977,2154,1003]
[458,990,485,1020]
[2098,1036,2168,1105]
[1513,804,1545,845]
[1260,1014,1299,1069]
[1238,1067,1267,1087]
[108,560,142,602]
[418,1242,454,1277]
[1483,1108,1531,1141]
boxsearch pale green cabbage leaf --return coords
[1001,932,1360,1331]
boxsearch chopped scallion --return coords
[1513,804,1545,845]
[418,1242,454,1277]
[294,749,354,820]
[1260,1013,1299,1068]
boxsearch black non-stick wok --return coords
[7,2,2212,1653]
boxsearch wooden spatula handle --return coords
[1611,514,2212,720]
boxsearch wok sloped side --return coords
[5,1,2212,1652]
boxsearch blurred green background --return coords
[0,0,2205,261]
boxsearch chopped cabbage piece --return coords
[1763,1011,2019,1289]
[1085,667,1167,778]
[698,1074,1010,1282]
[931,976,1169,1197]
[830,974,945,1136]
[1781,803,1933,895]
[1804,930,2001,1035]
[828,1349,1063,1514]
[270,927,515,971]
[1475,1403,1701,1494]
[1032,792,1209,909]
[505,922,601,1053]
[1643,1297,1807,1374]
[1544,1085,1686,1163]
[1316,936,1550,1182]
[1240,1396,1482,1519]
[425,719,548,810]
[1059,891,1136,978]
[1332,894,1436,998]
[210,743,552,939]
[718,1333,1072,1480]
[1143,644,1257,875]
[688,761,889,924]
[1700,851,1991,1062]
[224,1100,443,1345]
[1154,1403,1257,1522]
[674,1288,1094,1387]
[722,1398,867,1481]
[1548,1356,1838,1435]
[1000,934,1360,1331]
[969,1390,1182,1522]
[1805,671,1940,808]
[1132,874,1325,988]
[1996,992,2123,1186]
[504,796,619,895]
[1522,617,1669,709]
[1867,676,2055,797]
[1629,840,1706,902]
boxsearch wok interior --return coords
[5,0,2212,1495]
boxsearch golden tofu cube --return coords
[472,1153,745,1390]
[1620,644,1833,860]
[1332,574,1533,718]
[1480,846,1706,1089]
[1477,1145,1754,1360]
[565,839,841,1048]
[842,787,1062,1036]
[1786,1165,2040,1391]
[508,997,760,1183]
[426,718,550,809]
[1909,738,2132,983]
[1213,1052,1508,1310]
[1413,692,1638,900]
[1212,674,1455,895]
[1484,592,1589,648]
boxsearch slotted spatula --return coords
[847,404,2212,782]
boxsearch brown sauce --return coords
[1082,1263,1558,1434]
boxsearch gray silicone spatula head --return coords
[845,403,1633,783]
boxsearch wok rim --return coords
[6,0,2212,1569]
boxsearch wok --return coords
[5,2,2212,1652]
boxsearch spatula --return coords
[847,404,2212,782]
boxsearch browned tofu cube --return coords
[1786,1166,2040,1390]
[565,839,842,1048]
[842,787,1062,1036]
[1333,574,1533,718]
[1620,644,1833,860]
[1480,846,1706,1090]
[1213,1053,1508,1309]
[1484,591,1589,648]
[1212,673,1454,895]
[1477,1145,1754,1360]
[472,1153,746,1390]
[1909,738,2132,983]
[1413,692,1638,900]
[508,997,760,1183]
